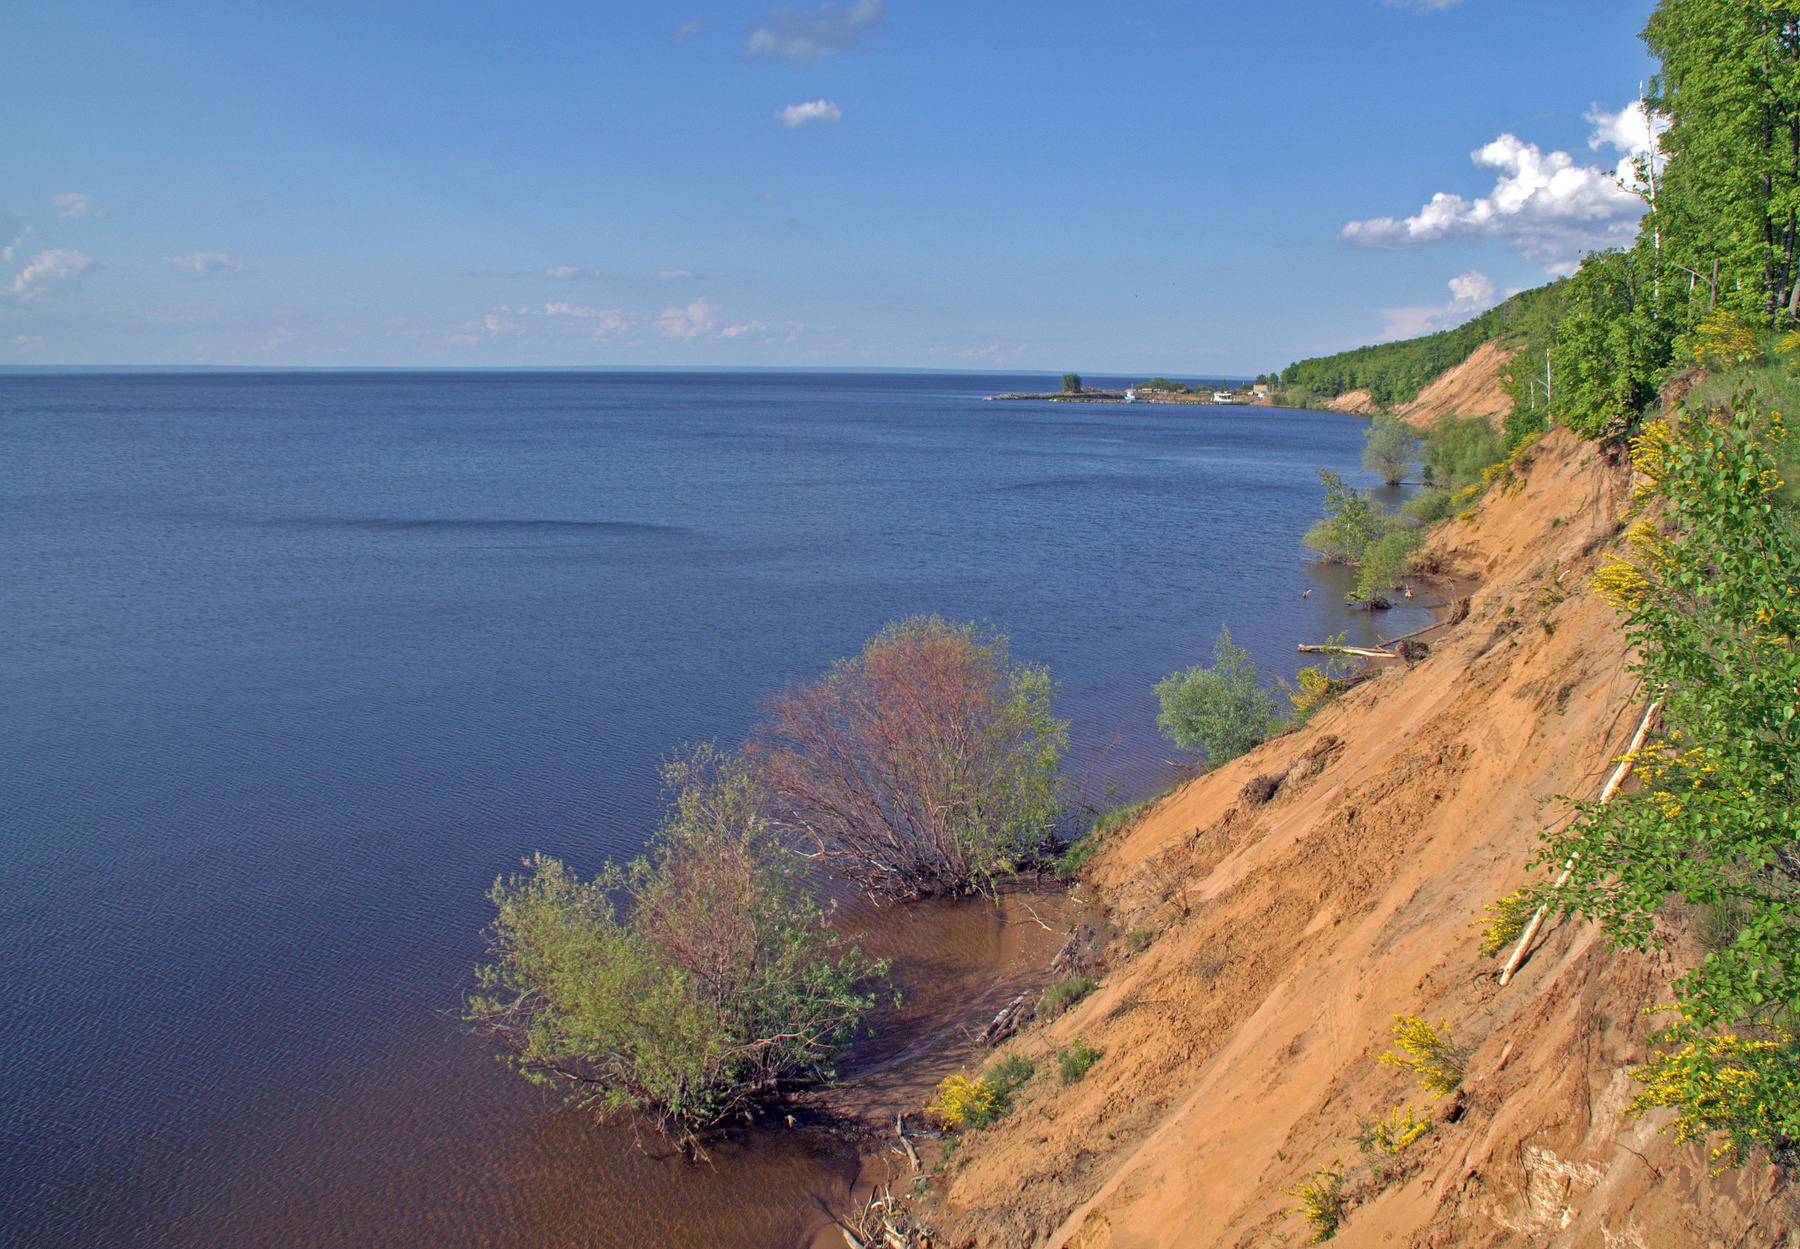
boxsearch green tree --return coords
[1542,401,1800,1164]
[1363,413,1422,486]
[1644,0,1800,327]
[1062,373,1082,393]
[468,747,883,1147]
[750,617,1068,899]
[1547,247,1677,440]
[1302,468,1383,564]
[1154,625,1276,764]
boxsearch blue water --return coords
[0,372,1426,1247]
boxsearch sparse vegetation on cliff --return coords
[1154,625,1276,764]
[1540,400,1800,1165]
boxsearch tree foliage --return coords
[748,616,1068,899]
[1546,246,1679,440]
[468,747,882,1145]
[1363,413,1421,486]
[1154,625,1276,764]
[1280,283,1566,405]
[1301,469,1383,564]
[1540,400,1800,1164]
[1644,0,1800,327]
[1062,373,1082,393]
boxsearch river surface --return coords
[0,371,1429,1248]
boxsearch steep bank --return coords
[1324,340,1515,427]
[1393,339,1516,428]
[921,429,1792,1248]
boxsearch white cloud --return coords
[673,17,703,41]
[1340,119,1649,272]
[744,1,884,63]
[164,252,250,275]
[658,269,695,280]
[2,216,26,266]
[10,248,95,299]
[776,99,842,127]
[1375,268,1505,341]
[541,301,628,335]
[655,296,721,340]
[49,192,102,219]
[1585,99,1669,191]
[755,192,778,202]
[1380,0,1463,9]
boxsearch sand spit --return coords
[915,430,1792,1249]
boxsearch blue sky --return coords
[3,0,1660,372]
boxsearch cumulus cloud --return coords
[49,192,102,219]
[1375,269,1506,341]
[11,248,94,299]
[776,99,842,127]
[164,252,250,275]
[1585,99,1669,191]
[656,296,721,340]
[744,0,884,63]
[1340,119,1650,273]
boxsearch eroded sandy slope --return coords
[925,429,1792,1249]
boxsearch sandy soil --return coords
[1327,389,1379,415]
[1394,341,1518,429]
[910,429,1794,1249]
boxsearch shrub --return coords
[1155,625,1276,763]
[1351,523,1425,605]
[1302,469,1383,565]
[1062,372,1082,393]
[1125,926,1155,953]
[1363,413,1421,486]
[1354,1103,1431,1158]
[1420,412,1506,494]
[929,1053,1035,1130]
[1040,976,1097,1018]
[1475,890,1535,957]
[927,1073,1001,1130]
[1544,401,1800,1164]
[1628,1027,1800,1168]
[1403,488,1457,524]
[990,1051,1036,1091]
[1057,1037,1102,1083]
[1283,633,1356,725]
[1281,1164,1345,1242]
[1380,1015,1466,1098]
[750,616,1068,899]
[468,747,884,1146]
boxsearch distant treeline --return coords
[1279,282,1566,407]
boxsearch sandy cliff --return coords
[1323,341,1519,428]
[1394,341,1518,429]
[925,429,1792,1248]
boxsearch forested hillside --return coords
[1279,281,1565,407]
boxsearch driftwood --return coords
[1297,644,1393,659]
[895,1114,920,1171]
[978,990,1035,1047]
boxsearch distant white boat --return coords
[1123,388,1137,401]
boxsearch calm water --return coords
[0,372,1426,1248]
